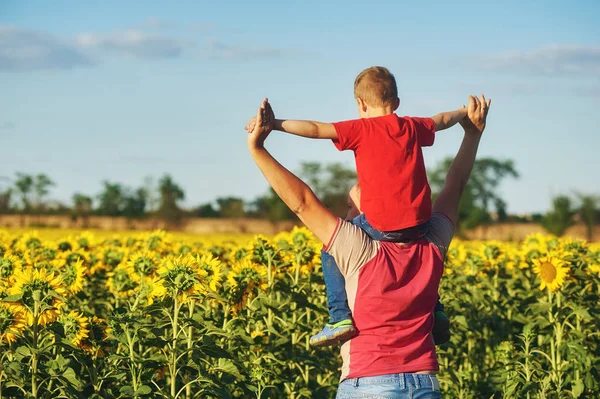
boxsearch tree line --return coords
[0,158,598,238]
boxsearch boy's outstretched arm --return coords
[244,102,338,139]
[273,119,338,139]
[431,106,468,132]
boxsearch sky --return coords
[1,0,599,215]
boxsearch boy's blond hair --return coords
[353,66,398,108]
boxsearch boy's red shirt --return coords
[332,113,436,231]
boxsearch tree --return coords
[122,187,148,218]
[0,188,12,214]
[429,157,519,230]
[72,193,92,225]
[193,203,220,218]
[299,162,357,217]
[249,189,296,221]
[542,195,575,236]
[97,182,126,216]
[216,197,246,219]
[33,173,55,212]
[14,173,34,212]
[576,193,599,241]
[157,175,185,224]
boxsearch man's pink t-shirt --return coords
[324,213,454,381]
[332,114,436,231]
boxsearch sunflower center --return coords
[62,264,77,287]
[58,241,72,252]
[0,258,14,279]
[0,308,14,332]
[539,262,557,282]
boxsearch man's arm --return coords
[247,99,339,244]
[432,95,491,226]
[431,107,468,131]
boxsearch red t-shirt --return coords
[332,114,436,231]
[324,213,454,381]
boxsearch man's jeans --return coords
[322,214,439,323]
[337,373,442,399]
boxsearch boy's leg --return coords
[310,250,357,347]
[432,296,450,345]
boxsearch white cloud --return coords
[482,45,600,76]
[76,30,186,59]
[201,39,284,60]
[0,26,94,71]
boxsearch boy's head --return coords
[354,66,400,118]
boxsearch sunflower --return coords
[58,259,86,295]
[0,303,27,344]
[56,237,78,253]
[106,266,138,299]
[75,231,96,251]
[532,255,569,292]
[142,230,172,253]
[59,311,89,347]
[8,267,66,325]
[127,251,160,280]
[0,252,23,282]
[80,316,111,357]
[158,255,206,303]
[195,252,223,293]
[15,232,43,253]
[135,276,166,306]
[226,258,268,311]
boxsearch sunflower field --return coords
[0,228,598,399]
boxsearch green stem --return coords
[185,301,195,399]
[31,295,40,399]
[171,296,180,398]
[125,326,138,394]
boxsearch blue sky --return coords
[1,0,599,214]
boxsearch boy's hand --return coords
[245,102,276,132]
[459,94,491,135]
[247,98,273,150]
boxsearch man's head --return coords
[345,183,361,221]
[354,66,400,118]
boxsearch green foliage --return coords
[543,195,576,237]
[429,157,519,231]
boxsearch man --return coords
[246,94,490,398]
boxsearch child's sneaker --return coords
[432,311,450,345]
[309,319,357,347]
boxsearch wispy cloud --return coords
[76,30,187,59]
[201,39,285,60]
[0,26,94,72]
[0,121,15,130]
[481,45,600,76]
[1,23,292,72]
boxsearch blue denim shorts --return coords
[336,373,442,399]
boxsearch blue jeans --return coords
[337,373,442,399]
[322,214,442,323]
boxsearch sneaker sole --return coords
[310,328,357,348]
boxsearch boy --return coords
[246,66,465,347]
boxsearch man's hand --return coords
[247,98,273,150]
[245,102,275,132]
[459,94,491,134]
